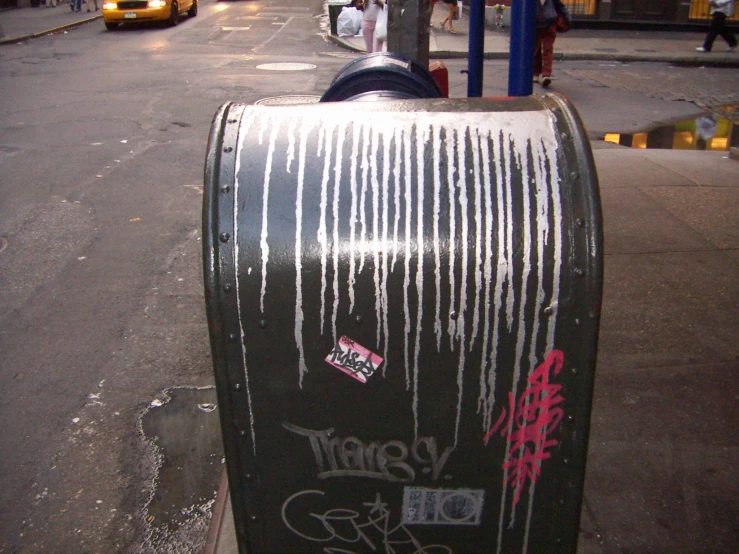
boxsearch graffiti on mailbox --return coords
[281,489,453,554]
[283,422,454,483]
[402,486,485,526]
[483,349,565,507]
[325,336,384,384]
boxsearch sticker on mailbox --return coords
[325,336,383,383]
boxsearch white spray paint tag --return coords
[325,336,383,383]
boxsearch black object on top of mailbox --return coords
[320,52,444,102]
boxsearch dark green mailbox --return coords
[203,94,602,553]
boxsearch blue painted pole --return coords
[467,0,486,97]
[507,0,537,97]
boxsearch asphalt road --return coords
[0,2,737,552]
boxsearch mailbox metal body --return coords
[203,95,602,554]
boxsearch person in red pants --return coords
[534,0,571,88]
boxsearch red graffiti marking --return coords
[483,349,565,506]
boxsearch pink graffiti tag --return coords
[483,349,565,506]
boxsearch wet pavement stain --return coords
[141,387,224,533]
[604,105,739,151]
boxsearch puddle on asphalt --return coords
[603,105,739,151]
[141,387,224,532]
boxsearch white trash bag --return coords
[337,6,363,37]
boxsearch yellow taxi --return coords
[102,0,196,30]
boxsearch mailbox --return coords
[203,84,602,553]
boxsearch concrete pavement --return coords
[0,2,100,44]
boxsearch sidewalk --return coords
[0,3,101,45]
[328,10,739,67]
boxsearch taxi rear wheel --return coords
[167,1,179,26]
[187,0,197,17]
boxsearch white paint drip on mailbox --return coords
[233,105,564,551]
[232,107,258,455]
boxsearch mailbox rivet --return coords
[450,312,458,320]
[220,185,231,194]
[249,515,258,523]
[233,383,242,391]
[219,233,230,243]
[567,414,574,422]
[569,171,578,181]
[576,218,585,228]
[239,429,247,437]
[563,458,570,464]
[223,283,232,293]
[228,333,237,342]
[574,318,581,327]
[571,367,578,375]
[575,268,585,277]
[544,306,554,316]
[560,132,569,140]
[355,315,363,324]
[258,319,267,329]
[223,146,233,153]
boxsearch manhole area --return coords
[254,95,321,106]
[142,387,224,531]
[256,62,317,71]
[320,51,360,59]
[603,105,739,151]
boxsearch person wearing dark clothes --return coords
[533,0,571,88]
[696,0,737,53]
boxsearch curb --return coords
[0,13,101,45]
[325,33,739,68]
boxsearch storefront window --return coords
[562,0,597,16]
[689,0,739,20]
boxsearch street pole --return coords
[387,0,431,67]
[467,0,486,97]
[508,0,537,96]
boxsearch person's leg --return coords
[541,24,556,78]
[448,2,456,32]
[533,28,544,80]
[716,12,738,47]
[373,35,384,53]
[702,12,723,51]
[440,2,450,29]
[363,19,376,52]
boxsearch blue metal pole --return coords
[507,0,537,96]
[467,0,486,97]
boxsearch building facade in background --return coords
[487,0,739,24]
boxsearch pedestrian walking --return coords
[533,0,571,87]
[70,0,82,11]
[696,0,737,52]
[362,0,385,53]
[439,0,458,33]
[87,0,98,12]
